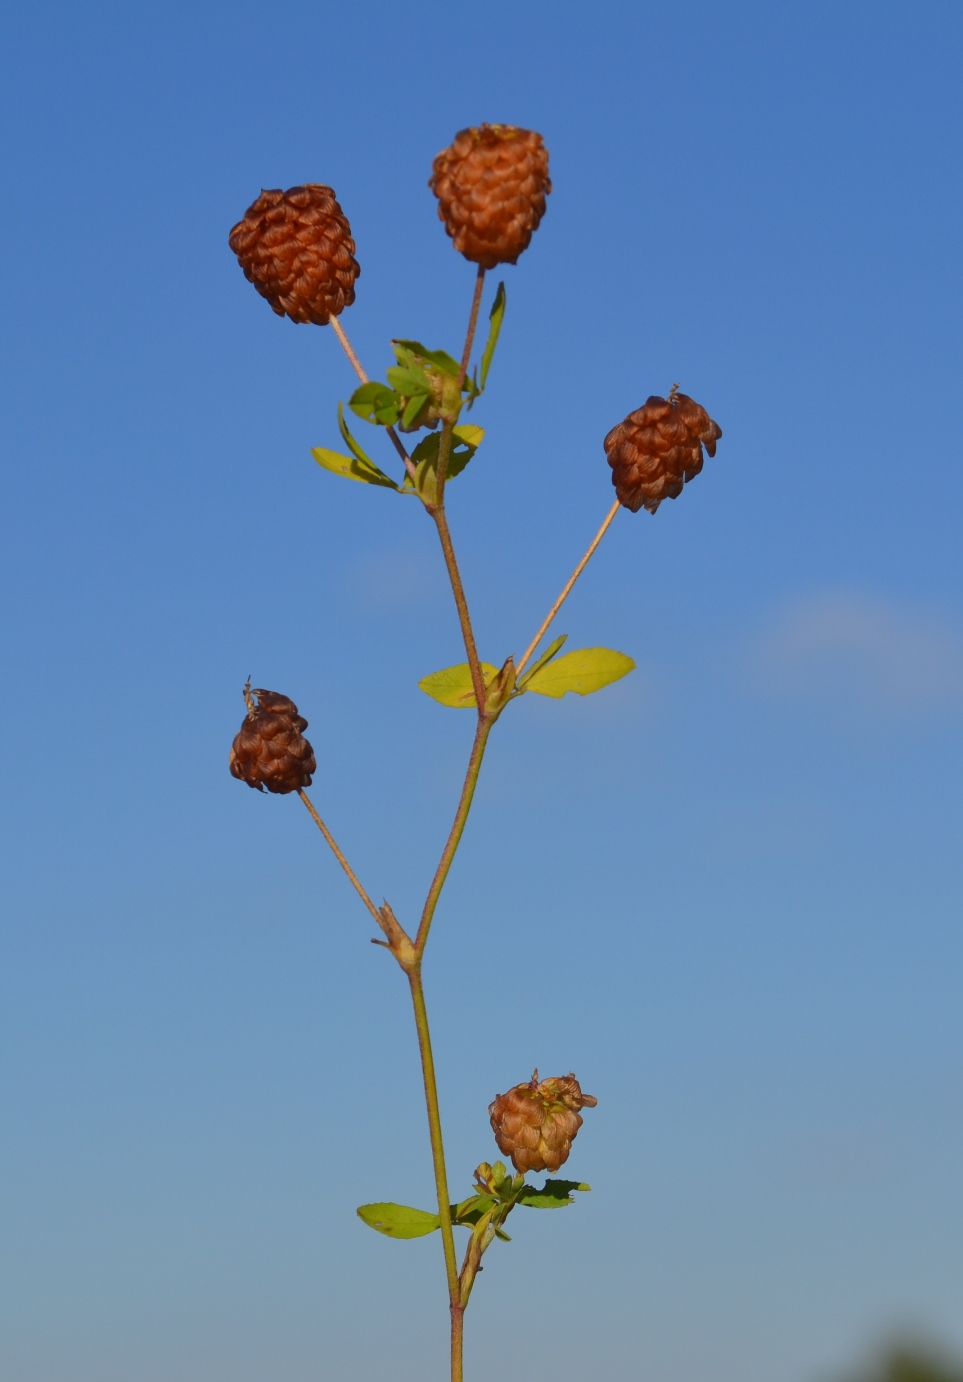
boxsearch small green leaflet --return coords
[523,647,635,699]
[310,404,400,488]
[392,340,461,379]
[357,1203,440,1238]
[451,1194,496,1226]
[311,447,400,487]
[386,365,431,397]
[479,282,506,392]
[516,1180,591,1209]
[418,661,499,708]
[348,381,402,426]
[516,634,568,689]
[401,393,429,429]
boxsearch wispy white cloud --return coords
[746,591,963,716]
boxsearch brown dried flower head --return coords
[229,686,316,795]
[429,124,551,270]
[228,184,359,325]
[604,386,722,514]
[489,1071,597,1174]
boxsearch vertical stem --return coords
[429,505,488,715]
[407,968,463,1381]
[451,1301,465,1382]
[415,715,493,957]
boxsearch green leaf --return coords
[418,661,500,708]
[401,393,430,430]
[478,282,506,391]
[387,364,432,396]
[311,447,400,489]
[393,340,461,378]
[405,424,485,487]
[451,1194,496,1226]
[517,1180,591,1209]
[516,634,568,689]
[357,1203,440,1238]
[348,381,401,426]
[524,647,635,699]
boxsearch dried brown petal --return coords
[604,388,722,514]
[429,125,551,270]
[489,1070,597,1174]
[229,687,316,795]
[229,185,359,325]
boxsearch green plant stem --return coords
[407,968,463,1382]
[415,714,493,958]
[428,502,489,714]
[515,498,621,675]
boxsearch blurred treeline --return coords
[837,1345,963,1382]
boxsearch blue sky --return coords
[2,3,962,1380]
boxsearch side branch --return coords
[327,314,417,481]
[515,498,621,675]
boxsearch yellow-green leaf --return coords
[356,1203,440,1238]
[524,647,635,699]
[418,661,500,708]
[311,447,399,489]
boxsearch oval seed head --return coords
[229,687,316,795]
[604,387,722,514]
[489,1071,597,1174]
[229,184,360,325]
[429,124,551,270]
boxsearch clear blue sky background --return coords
[2,3,962,1380]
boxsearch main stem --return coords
[429,505,488,713]
[408,968,464,1382]
[329,276,497,1382]
[416,715,493,957]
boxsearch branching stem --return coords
[515,498,621,675]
